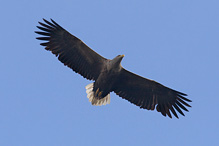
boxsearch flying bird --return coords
[35,19,191,118]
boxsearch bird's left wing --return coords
[35,19,107,80]
[113,68,191,118]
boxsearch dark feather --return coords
[165,106,172,118]
[176,100,188,111]
[40,42,50,46]
[43,19,57,28]
[36,37,50,40]
[177,97,191,107]
[170,107,178,118]
[178,94,192,102]
[36,26,51,32]
[173,104,185,116]
[38,22,54,30]
[35,31,50,36]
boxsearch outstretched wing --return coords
[113,68,191,118]
[35,19,107,80]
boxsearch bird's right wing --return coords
[35,19,107,80]
[113,68,191,118]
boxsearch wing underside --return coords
[113,68,191,118]
[35,19,106,80]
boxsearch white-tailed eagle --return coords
[35,19,191,118]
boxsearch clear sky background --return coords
[1,0,219,146]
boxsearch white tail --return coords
[85,83,110,106]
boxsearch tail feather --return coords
[85,83,110,106]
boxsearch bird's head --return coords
[113,54,125,64]
[110,55,125,69]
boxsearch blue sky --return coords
[1,0,219,145]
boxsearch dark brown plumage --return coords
[35,18,192,118]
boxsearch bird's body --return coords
[94,55,124,98]
[35,19,192,118]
